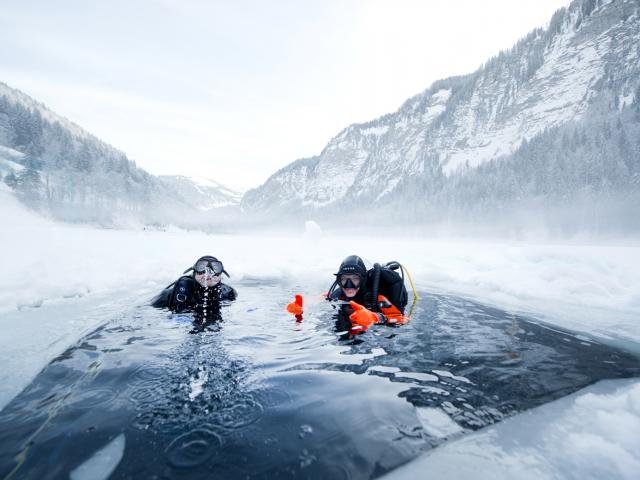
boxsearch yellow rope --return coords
[401,263,420,319]
[401,263,420,301]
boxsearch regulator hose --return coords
[371,263,381,312]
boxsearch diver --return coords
[328,255,409,333]
[151,255,237,315]
[286,255,410,334]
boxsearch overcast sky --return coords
[1,0,571,191]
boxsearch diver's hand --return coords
[386,315,409,325]
[349,301,380,332]
[286,294,304,316]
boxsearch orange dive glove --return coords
[286,294,304,316]
[378,295,409,325]
[349,301,381,332]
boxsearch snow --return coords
[421,103,447,124]
[303,220,322,239]
[0,145,25,161]
[301,145,369,207]
[361,125,390,136]
[384,379,640,480]
[419,89,451,125]
[620,91,635,110]
[159,175,242,209]
[0,146,26,177]
[0,157,25,176]
[431,89,452,104]
[1,190,639,478]
[189,175,243,197]
[438,26,609,175]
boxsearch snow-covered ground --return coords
[1,187,639,477]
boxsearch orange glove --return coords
[378,295,409,325]
[286,294,303,316]
[349,301,380,332]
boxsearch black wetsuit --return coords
[151,275,237,314]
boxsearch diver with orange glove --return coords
[328,255,409,334]
[286,255,411,335]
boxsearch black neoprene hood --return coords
[335,255,367,278]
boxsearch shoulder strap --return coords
[170,276,197,310]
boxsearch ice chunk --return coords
[70,433,125,480]
[416,407,464,438]
[395,372,439,382]
[432,369,473,384]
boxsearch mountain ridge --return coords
[241,0,640,236]
[0,81,239,227]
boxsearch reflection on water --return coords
[321,294,640,433]
[0,284,639,479]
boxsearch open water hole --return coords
[1,281,639,479]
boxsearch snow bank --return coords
[396,239,640,347]
[4,190,639,347]
[384,378,640,480]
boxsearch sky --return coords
[0,0,571,191]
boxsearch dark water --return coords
[1,284,639,480]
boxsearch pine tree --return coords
[15,168,43,207]
[4,171,17,189]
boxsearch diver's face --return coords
[339,274,361,298]
[195,271,221,287]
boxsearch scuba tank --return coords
[370,261,408,313]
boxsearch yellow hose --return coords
[401,263,420,318]
[401,263,420,301]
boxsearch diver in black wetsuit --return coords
[151,256,237,315]
[327,255,409,333]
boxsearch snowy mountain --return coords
[159,175,242,210]
[243,0,640,234]
[0,81,237,227]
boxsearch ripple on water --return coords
[166,428,222,469]
[319,463,352,480]
[127,380,165,408]
[130,364,169,383]
[132,407,184,435]
[211,397,264,429]
[253,387,293,409]
[68,387,118,409]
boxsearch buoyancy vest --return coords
[151,276,237,313]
